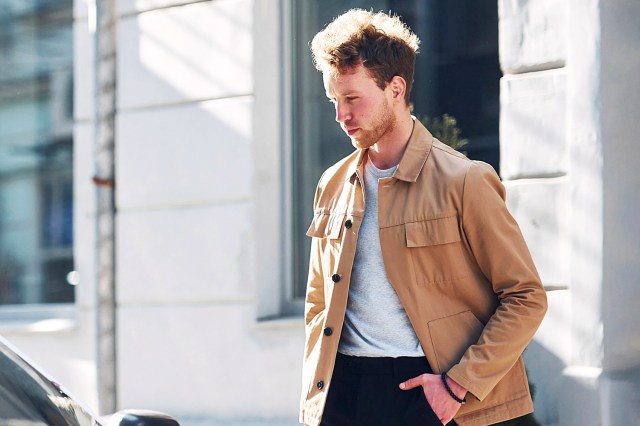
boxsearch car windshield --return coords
[0,339,101,426]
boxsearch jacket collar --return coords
[346,118,434,183]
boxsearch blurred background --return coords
[0,0,639,425]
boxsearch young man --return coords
[299,9,547,426]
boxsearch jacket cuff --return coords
[446,366,489,402]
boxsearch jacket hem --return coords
[300,412,321,426]
[453,393,534,426]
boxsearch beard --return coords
[348,98,396,150]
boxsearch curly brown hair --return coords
[311,9,420,104]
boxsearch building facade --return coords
[0,0,638,425]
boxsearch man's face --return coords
[323,65,396,150]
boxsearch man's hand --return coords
[399,373,467,425]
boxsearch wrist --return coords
[441,373,468,404]
[447,375,468,398]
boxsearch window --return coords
[290,0,500,300]
[0,0,74,305]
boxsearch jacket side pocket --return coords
[426,310,484,373]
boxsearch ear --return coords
[387,76,407,102]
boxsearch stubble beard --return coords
[350,99,396,150]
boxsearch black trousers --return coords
[320,353,457,426]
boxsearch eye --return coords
[346,96,357,102]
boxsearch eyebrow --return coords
[326,90,360,99]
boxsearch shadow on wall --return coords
[502,94,609,423]
[114,87,264,414]
[522,339,565,426]
[118,0,252,109]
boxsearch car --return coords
[0,335,180,426]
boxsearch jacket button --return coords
[324,327,333,336]
[317,380,324,390]
[331,274,341,283]
[345,219,352,229]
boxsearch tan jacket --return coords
[299,120,548,426]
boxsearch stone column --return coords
[599,0,640,423]
[500,0,640,425]
[560,1,604,424]
[499,1,571,424]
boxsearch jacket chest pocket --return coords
[306,213,344,239]
[404,214,468,285]
[306,212,347,272]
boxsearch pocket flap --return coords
[306,213,343,239]
[405,215,461,247]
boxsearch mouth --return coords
[345,128,359,136]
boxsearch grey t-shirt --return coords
[338,156,425,357]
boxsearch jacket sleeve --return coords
[446,161,548,401]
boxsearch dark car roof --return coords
[0,335,103,426]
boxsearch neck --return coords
[368,112,414,170]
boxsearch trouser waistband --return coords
[334,352,432,375]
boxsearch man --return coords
[300,9,547,426]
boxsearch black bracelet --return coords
[441,373,466,404]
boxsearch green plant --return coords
[418,113,469,152]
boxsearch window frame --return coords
[252,0,304,319]
[256,0,501,319]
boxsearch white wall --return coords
[113,0,304,423]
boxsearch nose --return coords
[335,101,351,123]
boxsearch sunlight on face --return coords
[323,65,396,150]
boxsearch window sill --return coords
[0,304,77,334]
[254,314,304,331]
